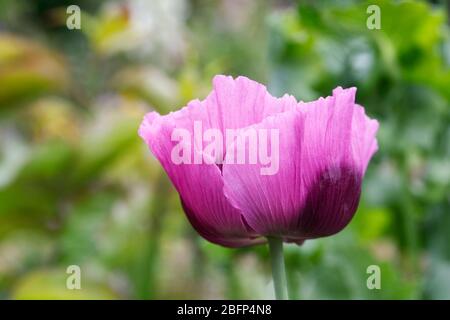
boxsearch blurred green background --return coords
[0,0,449,299]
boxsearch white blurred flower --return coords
[96,0,187,61]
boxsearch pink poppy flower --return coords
[139,75,378,248]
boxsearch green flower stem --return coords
[267,237,288,300]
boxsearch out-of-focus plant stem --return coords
[189,228,207,297]
[225,254,241,299]
[286,252,301,300]
[136,171,171,299]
